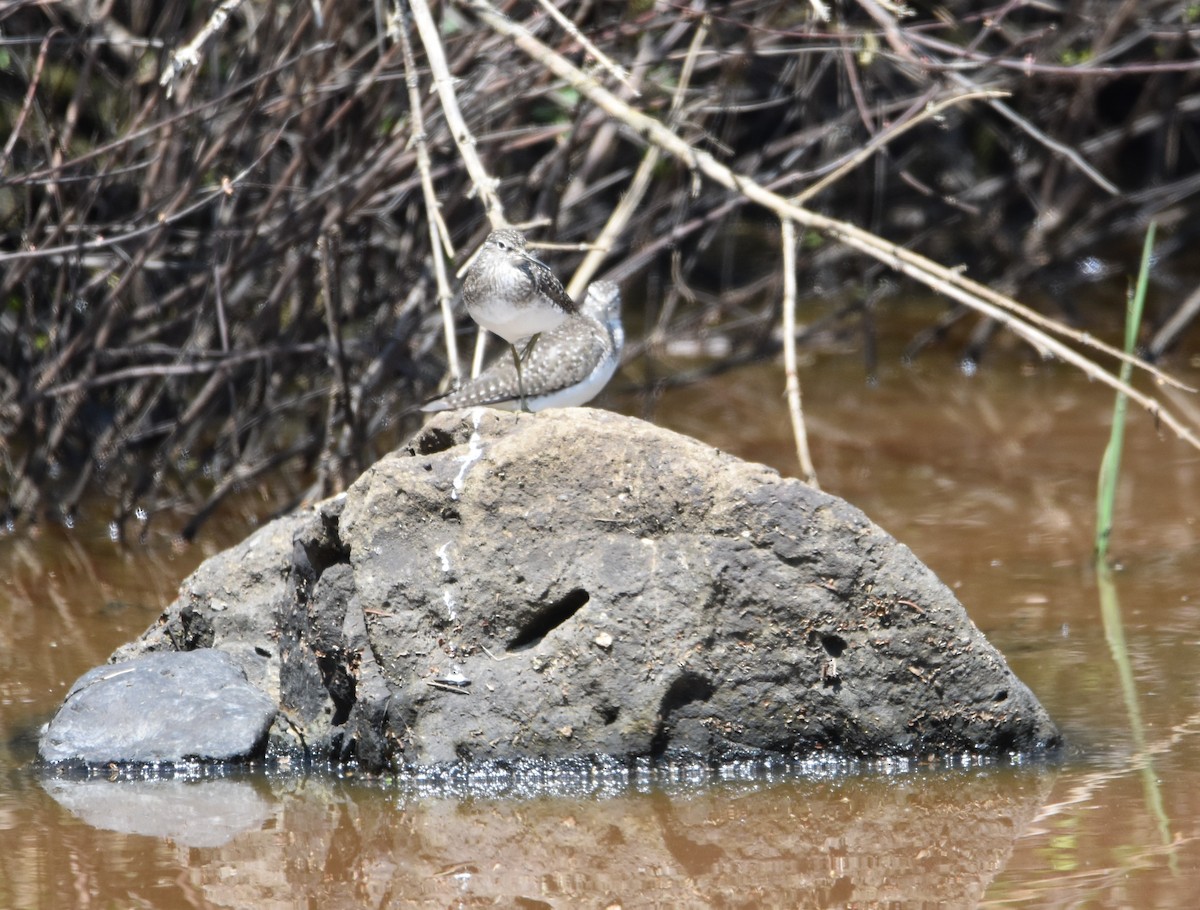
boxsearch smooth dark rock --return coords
[39,649,276,765]
[105,408,1060,771]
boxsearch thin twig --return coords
[40,344,325,397]
[318,228,355,490]
[781,219,818,487]
[409,0,511,380]
[953,72,1120,195]
[531,0,638,96]
[792,89,1008,207]
[567,15,710,299]
[1149,283,1200,360]
[160,0,247,97]
[392,2,461,381]
[408,0,507,228]
[855,0,918,64]
[0,30,55,177]
[853,0,1121,195]
[905,29,1200,77]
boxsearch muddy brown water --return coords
[3,326,1200,907]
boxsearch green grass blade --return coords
[1095,222,1155,563]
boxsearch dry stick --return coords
[854,0,918,63]
[59,24,98,163]
[319,230,351,429]
[531,0,638,96]
[1149,282,1200,360]
[859,1,1121,196]
[560,37,658,210]
[949,71,1120,196]
[564,161,649,301]
[781,218,818,487]
[392,4,461,381]
[566,15,710,300]
[407,0,510,379]
[904,28,1200,77]
[211,232,241,462]
[318,230,350,492]
[0,154,269,267]
[39,348,326,396]
[160,0,248,96]
[466,0,1200,450]
[826,235,1199,447]
[0,30,55,176]
[792,89,1006,207]
[408,0,506,228]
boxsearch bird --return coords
[460,228,580,408]
[422,281,623,413]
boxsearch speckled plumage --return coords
[422,281,623,413]
[461,229,579,344]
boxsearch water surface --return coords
[2,326,1199,907]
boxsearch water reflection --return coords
[28,765,1055,907]
[40,777,273,848]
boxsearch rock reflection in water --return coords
[41,776,272,849]
[39,766,1055,906]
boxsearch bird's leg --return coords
[510,343,530,412]
[513,333,545,412]
[520,332,542,363]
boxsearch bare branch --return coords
[781,219,818,487]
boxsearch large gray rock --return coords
[102,408,1060,771]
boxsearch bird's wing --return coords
[518,254,579,315]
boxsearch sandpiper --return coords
[461,228,579,407]
[422,281,623,413]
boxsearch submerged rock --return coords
[39,648,276,766]
[93,408,1058,772]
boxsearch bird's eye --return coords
[494,239,508,251]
